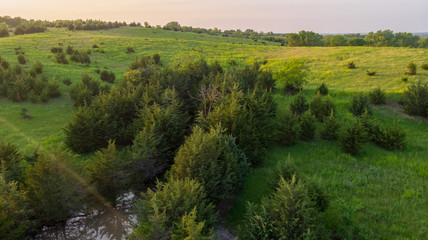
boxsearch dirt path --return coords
[214,198,237,240]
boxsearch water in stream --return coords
[31,192,137,240]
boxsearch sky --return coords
[2,0,428,33]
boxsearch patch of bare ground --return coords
[214,198,237,240]
[383,101,427,121]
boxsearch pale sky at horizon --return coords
[2,0,427,33]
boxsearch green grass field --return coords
[0,27,427,239]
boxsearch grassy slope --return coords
[0,27,427,239]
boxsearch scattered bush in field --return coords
[406,62,417,75]
[63,77,72,86]
[32,60,43,74]
[371,124,406,150]
[126,46,135,53]
[316,82,329,95]
[421,63,428,70]
[310,94,335,121]
[276,111,300,146]
[368,87,386,105]
[17,53,26,64]
[170,125,248,201]
[349,92,372,116]
[92,44,99,49]
[21,108,32,119]
[47,78,61,98]
[347,61,356,69]
[50,46,63,53]
[299,111,317,141]
[289,93,309,116]
[88,140,127,206]
[69,73,100,107]
[153,53,161,65]
[320,110,340,141]
[55,52,68,64]
[0,142,26,183]
[243,175,321,240]
[99,69,115,83]
[128,178,215,240]
[401,76,408,82]
[70,50,90,64]
[401,81,428,116]
[0,56,10,69]
[274,59,307,94]
[366,69,376,76]
[25,148,81,226]
[340,120,367,155]
[66,45,74,55]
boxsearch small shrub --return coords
[99,69,115,83]
[32,60,43,74]
[63,78,72,86]
[310,94,335,121]
[340,120,367,155]
[421,63,428,70]
[153,53,161,65]
[126,46,135,54]
[371,124,406,150]
[17,53,26,64]
[66,45,74,55]
[47,78,61,98]
[276,111,300,146]
[55,52,68,64]
[289,93,308,116]
[347,61,356,69]
[401,81,428,116]
[320,110,340,141]
[406,62,417,75]
[316,82,328,95]
[50,46,63,54]
[366,69,376,76]
[401,76,408,82]
[299,111,316,141]
[92,44,99,49]
[349,92,372,116]
[40,88,50,103]
[368,87,386,105]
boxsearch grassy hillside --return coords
[0,27,427,239]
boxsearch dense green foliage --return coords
[319,111,340,141]
[170,126,248,201]
[349,92,372,116]
[274,59,307,93]
[289,93,309,116]
[299,111,317,141]
[276,110,300,146]
[243,176,321,240]
[129,178,215,240]
[401,81,428,116]
[340,120,368,155]
[310,94,335,121]
[368,87,386,105]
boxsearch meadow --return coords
[0,27,427,239]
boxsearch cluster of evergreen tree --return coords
[13,21,46,35]
[0,56,60,103]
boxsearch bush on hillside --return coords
[349,92,372,116]
[347,61,356,69]
[99,69,115,83]
[340,120,368,155]
[276,111,300,146]
[421,63,428,70]
[316,82,329,95]
[371,124,406,150]
[289,93,309,116]
[55,52,68,64]
[310,94,335,121]
[320,110,340,141]
[299,111,317,141]
[406,62,417,75]
[17,53,26,65]
[366,70,376,76]
[368,87,386,105]
[274,59,307,94]
[401,81,428,116]
[50,46,63,54]
[32,60,43,74]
